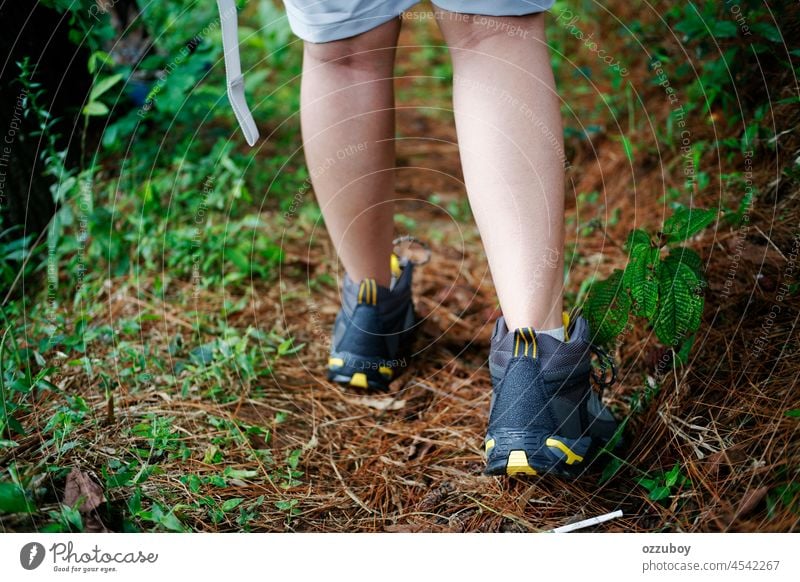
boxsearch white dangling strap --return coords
[217,0,259,146]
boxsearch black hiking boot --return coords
[483,313,619,477]
[327,254,417,391]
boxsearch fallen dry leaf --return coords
[63,467,105,513]
[736,486,769,517]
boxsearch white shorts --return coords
[283,0,556,42]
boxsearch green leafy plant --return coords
[767,478,800,517]
[83,52,122,118]
[637,463,691,503]
[0,481,36,515]
[584,205,716,351]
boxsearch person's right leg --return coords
[297,15,417,390]
[300,18,401,288]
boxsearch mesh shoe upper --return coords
[333,261,415,359]
[487,314,617,444]
[328,258,417,388]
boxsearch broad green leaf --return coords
[89,73,123,102]
[649,485,672,502]
[0,482,34,514]
[662,207,716,243]
[158,511,185,532]
[669,246,704,276]
[221,498,244,512]
[223,468,258,480]
[624,244,660,319]
[667,250,705,333]
[637,477,656,489]
[598,456,623,485]
[187,474,202,493]
[654,255,703,345]
[82,101,109,117]
[751,22,782,43]
[625,229,651,250]
[87,50,113,75]
[584,269,631,345]
[711,20,739,39]
[665,463,681,487]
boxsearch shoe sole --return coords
[327,352,406,392]
[328,318,417,392]
[328,370,392,391]
[483,428,606,478]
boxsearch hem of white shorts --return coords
[286,0,420,43]
[430,0,556,16]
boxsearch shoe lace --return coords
[393,235,431,266]
[590,344,617,391]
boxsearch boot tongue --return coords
[512,327,538,359]
[357,278,378,306]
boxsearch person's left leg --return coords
[435,6,564,332]
[435,3,618,478]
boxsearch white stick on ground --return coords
[549,509,624,533]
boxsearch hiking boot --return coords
[483,313,619,477]
[327,254,417,391]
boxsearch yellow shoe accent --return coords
[349,373,369,389]
[390,253,402,278]
[513,328,537,358]
[378,366,393,379]
[357,279,378,306]
[328,357,344,368]
[562,311,571,342]
[484,438,495,454]
[545,437,584,465]
[506,450,537,475]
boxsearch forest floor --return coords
[2,4,799,533]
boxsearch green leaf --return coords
[669,246,704,276]
[89,73,123,102]
[0,482,35,514]
[277,338,304,356]
[87,51,113,75]
[662,207,716,243]
[653,254,703,345]
[223,468,258,480]
[187,474,202,493]
[785,409,800,418]
[621,134,634,162]
[598,457,623,485]
[665,463,681,487]
[82,101,109,117]
[286,449,302,469]
[584,270,631,345]
[675,334,696,365]
[751,22,782,43]
[649,485,672,502]
[625,229,650,251]
[624,244,660,319]
[158,511,185,532]
[275,499,298,511]
[221,498,244,512]
[711,20,739,39]
[637,477,656,490]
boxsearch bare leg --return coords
[300,19,401,287]
[436,10,565,331]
